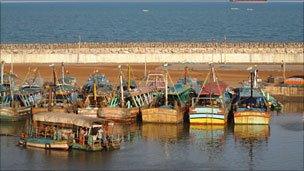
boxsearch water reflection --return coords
[1,113,303,170]
[141,123,185,142]
[234,124,270,142]
[233,124,270,170]
[0,121,27,135]
[106,123,140,143]
[189,125,226,150]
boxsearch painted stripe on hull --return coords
[190,113,225,119]
[190,117,226,125]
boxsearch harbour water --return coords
[1,2,303,43]
[1,103,303,170]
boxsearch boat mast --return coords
[0,61,4,85]
[128,64,131,90]
[119,65,124,107]
[49,64,57,86]
[9,61,14,106]
[211,64,216,83]
[184,66,188,85]
[281,60,286,81]
[164,63,168,106]
[250,70,254,97]
[93,78,97,106]
[144,56,147,79]
[61,62,65,85]
[253,65,258,88]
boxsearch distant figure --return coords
[79,129,85,145]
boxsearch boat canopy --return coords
[33,112,106,128]
[239,86,264,97]
[201,82,228,96]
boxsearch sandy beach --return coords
[4,63,302,87]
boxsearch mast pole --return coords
[283,61,286,81]
[9,56,14,105]
[119,65,124,108]
[0,61,4,85]
[164,64,168,106]
[184,66,188,85]
[128,64,131,90]
[144,56,147,79]
[250,71,253,97]
[61,62,65,85]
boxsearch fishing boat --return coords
[37,63,81,114]
[0,62,32,121]
[99,65,156,122]
[233,68,271,125]
[78,69,113,117]
[141,64,196,124]
[19,67,44,107]
[18,112,121,151]
[189,65,232,125]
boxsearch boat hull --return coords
[189,107,227,125]
[0,107,31,122]
[234,111,270,125]
[141,107,184,124]
[98,107,139,122]
[77,107,99,117]
[19,138,69,150]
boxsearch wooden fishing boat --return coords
[189,65,232,125]
[100,65,159,122]
[19,67,44,108]
[78,70,113,116]
[0,65,32,121]
[233,68,271,125]
[35,63,81,114]
[18,112,121,151]
[142,65,196,123]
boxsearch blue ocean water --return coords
[0,2,303,43]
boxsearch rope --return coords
[193,71,211,106]
[167,72,184,105]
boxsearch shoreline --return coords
[1,42,303,54]
[1,42,303,64]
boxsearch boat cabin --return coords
[29,112,120,151]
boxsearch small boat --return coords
[189,65,232,125]
[18,138,69,150]
[18,112,121,151]
[233,68,271,125]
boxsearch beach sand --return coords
[4,63,302,87]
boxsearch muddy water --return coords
[1,104,303,170]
